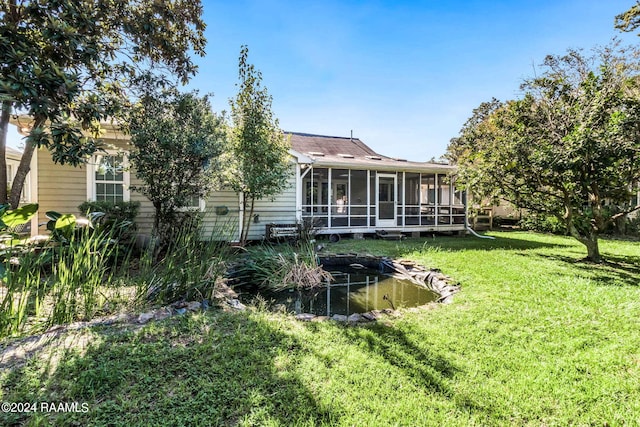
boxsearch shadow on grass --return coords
[332,233,573,258]
[335,321,456,395]
[302,320,496,421]
[0,312,335,426]
[528,252,640,287]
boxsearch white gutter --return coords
[464,187,495,240]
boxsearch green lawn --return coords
[1,231,639,426]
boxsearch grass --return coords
[1,231,639,426]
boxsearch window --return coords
[178,194,206,212]
[87,152,130,202]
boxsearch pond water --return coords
[259,267,439,316]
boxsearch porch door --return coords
[377,174,396,227]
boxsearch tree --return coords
[448,44,640,262]
[126,79,226,244]
[228,46,292,245]
[615,2,640,34]
[0,0,206,208]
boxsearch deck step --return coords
[376,230,404,240]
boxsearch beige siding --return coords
[35,137,156,235]
[35,138,299,241]
[36,147,87,233]
[202,189,241,241]
[246,170,297,240]
[200,168,298,242]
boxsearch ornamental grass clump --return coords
[136,216,236,305]
[235,241,332,292]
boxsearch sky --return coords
[6,0,640,160]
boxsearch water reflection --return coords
[271,268,438,316]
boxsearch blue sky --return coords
[6,0,639,160]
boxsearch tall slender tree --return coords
[0,0,206,208]
[228,46,291,245]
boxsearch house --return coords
[287,133,466,238]
[14,120,467,240]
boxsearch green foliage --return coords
[448,43,640,262]
[135,216,236,305]
[47,227,119,326]
[78,200,140,240]
[615,3,640,34]
[0,0,206,207]
[0,225,125,338]
[228,46,292,244]
[234,241,332,292]
[127,77,226,244]
[519,213,568,234]
[0,203,37,230]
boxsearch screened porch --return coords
[300,166,466,233]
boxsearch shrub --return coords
[135,215,236,305]
[519,213,567,234]
[78,200,140,239]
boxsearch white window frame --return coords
[86,150,130,202]
[177,195,206,212]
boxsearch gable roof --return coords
[286,132,455,173]
[288,132,378,157]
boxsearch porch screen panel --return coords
[301,168,328,227]
[404,173,420,225]
[331,169,349,227]
[378,176,395,220]
[369,172,376,226]
[350,170,367,226]
[452,177,465,224]
[438,175,452,224]
[421,174,436,225]
[396,173,404,226]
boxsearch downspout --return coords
[464,186,495,240]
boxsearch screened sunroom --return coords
[299,165,466,234]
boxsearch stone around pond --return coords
[137,312,155,324]
[153,307,172,321]
[361,311,381,321]
[228,299,246,310]
[331,314,348,322]
[186,301,202,312]
[295,313,316,322]
[347,313,363,323]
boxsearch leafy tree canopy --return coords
[0,0,206,207]
[448,43,640,262]
[615,2,640,34]
[126,76,226,243]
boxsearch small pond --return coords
[244,267,439,317]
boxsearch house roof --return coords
[6,147,22,161]
[287,132,455,173]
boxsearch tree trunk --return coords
[583,234,601,263]
[0,102,11,205]
[8,116,45,209]
[241,195,255,246]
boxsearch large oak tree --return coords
[448,44,640,262]
[0,0,206,208]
